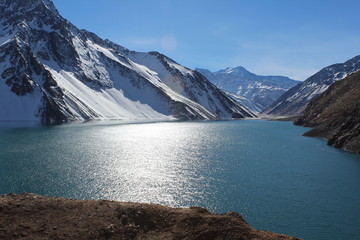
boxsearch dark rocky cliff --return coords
[295,70,360,153]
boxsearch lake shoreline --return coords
[1,120,359,239]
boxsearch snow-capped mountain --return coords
[263,55,360,116]
[0,0,255,123]
[196,67,299,112]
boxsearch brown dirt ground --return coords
[0,193,301,240]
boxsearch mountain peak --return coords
[0,0,68,40]
[196,67,299,113]
[217,66,249,75]
[0,0,58,13]
[0,0,254,122]
[224,66,248,74]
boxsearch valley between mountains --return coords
[1,0,360,239]
[1,0,359,155]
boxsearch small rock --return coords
[104,224,115,238]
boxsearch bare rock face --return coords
[295,70,360,153]
[0,193,301,240]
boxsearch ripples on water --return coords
[0,120,359,240]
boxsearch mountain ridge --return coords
[263,55,360,116]
[0,0,255,123]
[196,67,299,112]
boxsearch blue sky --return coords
[52,0,360,80]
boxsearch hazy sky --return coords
[52,0,360,80]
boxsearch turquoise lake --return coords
[0,120,359,239]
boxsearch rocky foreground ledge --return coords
[0,193,301,240]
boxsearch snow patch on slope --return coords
[47,68,173,120]
[0,76,42,121]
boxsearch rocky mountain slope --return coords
[0,0,255,124]
[295,70,360,153]
[196,67,299,112]
[0,193,301,240]
[263,55,360,116]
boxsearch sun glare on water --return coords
[77,122,217,207]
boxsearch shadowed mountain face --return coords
[196,67,299,113]
[263,55,360,117]
[0,0,255,123]
[295,70,360,153]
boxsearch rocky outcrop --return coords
[0,193,300,240]
[295,70,360,153]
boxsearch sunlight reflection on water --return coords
[75,122,219,207]
[1,120,360,240]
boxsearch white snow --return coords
[46,68,174,120]
[40,37,216,121]
[226,92,262,113]
[124,52,188,95]
[0,75,42,121]
[122,51,243,118]
[0,7,251,122]
[28,20,55,33]
[0,33,15,46]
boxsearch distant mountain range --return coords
[263,55,360,116]
[0,0,255,124]
[294,70,360,153]
[196,67,299,112]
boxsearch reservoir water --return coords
[0,120,359,239]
